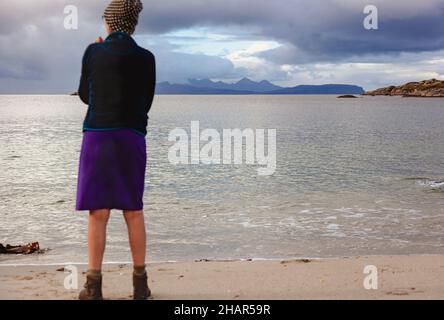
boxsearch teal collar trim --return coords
[83,127,145,137]
[105,32,136,45]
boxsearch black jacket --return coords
[78,32,156,136]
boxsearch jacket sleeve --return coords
[78,45,92,105]
[146,54,156,112]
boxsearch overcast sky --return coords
[1,0,444,93]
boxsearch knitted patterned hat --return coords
[103,0,143,35]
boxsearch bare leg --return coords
[88,209,111,271]
[123,210,146,267]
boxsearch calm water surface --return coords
[0,95,443,264]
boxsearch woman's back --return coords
[79,32,156,136]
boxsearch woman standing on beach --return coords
[76,0,156,300]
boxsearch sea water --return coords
[0,95,443,264]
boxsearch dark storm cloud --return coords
[134,0,444,58]
[4,0,444,55]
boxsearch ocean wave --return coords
[416,179,444,192]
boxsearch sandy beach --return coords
[1,255,443,300]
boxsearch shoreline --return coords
[0,252,442,266]
[1,254,443,300]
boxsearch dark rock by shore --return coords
[337,94,358,98]
[363,79,444,97]
[0,242,41,254]
[70,92,78,96]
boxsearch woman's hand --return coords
[95,37,104,43]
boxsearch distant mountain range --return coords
[156,78,364,95]
[188,77,282,92]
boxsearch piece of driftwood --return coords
[0,242,40,254]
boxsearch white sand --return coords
[1,255,443,300]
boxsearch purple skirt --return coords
[76,129,146,211]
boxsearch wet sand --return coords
[0,255,443,300]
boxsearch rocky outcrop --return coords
[364,79,444,97]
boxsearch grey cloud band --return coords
[103,0,143,35]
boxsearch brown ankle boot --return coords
[133,272,151,300]
[79,274,103,300]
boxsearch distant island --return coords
[70,78,364,95]
[156,77,364,95]
[364,79,444,97]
